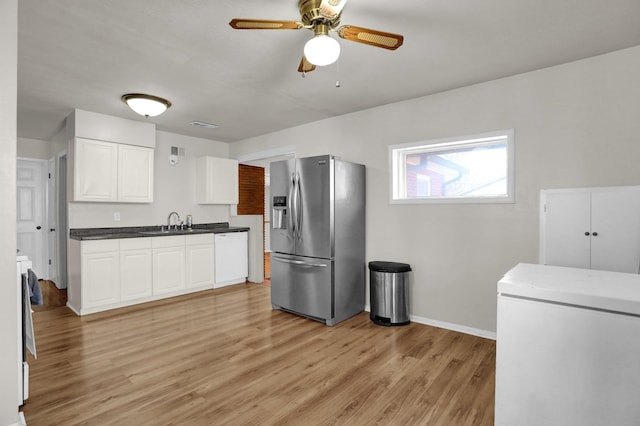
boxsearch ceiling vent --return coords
[190,121,219,129]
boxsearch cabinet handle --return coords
[36,226,42,230]
[592,232,598,237]
[584,232,590,236]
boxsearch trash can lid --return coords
[368,261,412,273]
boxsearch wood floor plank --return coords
[22,283,495,425]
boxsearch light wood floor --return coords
[23,283,495,425]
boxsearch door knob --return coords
[36,226,42,230]
[592,232,598,236]
[584,232,590,236]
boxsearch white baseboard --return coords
[9,412,27,426]
[364,305,496,340]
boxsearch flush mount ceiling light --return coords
[121,93,171,117]
[303,24,340,66]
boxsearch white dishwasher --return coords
[214,232,248,288]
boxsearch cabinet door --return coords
[118,144,154,203]
[120,248,153,300]
[152,246,185,294]
[590,189,640,273]
[541,190,591,269]
[186,244,215,289]
[74,138,118,202]
[196,157,238,204]
[81,250,120,308]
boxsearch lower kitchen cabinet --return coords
[186,234,215,289]
[120,238,152,301]
[68,231,243,315]
[80,240,120,309]
[152,236,186,295]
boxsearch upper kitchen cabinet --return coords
[196,156,239,204]
[67,109,156,203]
[540,186,640,273]
[72,137,154,203]
[67,108,155,148]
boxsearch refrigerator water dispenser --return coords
[272,195,287,229]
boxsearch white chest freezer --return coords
[496,263,640,426]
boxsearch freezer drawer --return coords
[271,253,333,321]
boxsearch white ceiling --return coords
[17,0,640,143]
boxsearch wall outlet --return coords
[114,212,121,221]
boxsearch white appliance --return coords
[214,232,248,288]
[16,256,36,406]
[496,263,640,426]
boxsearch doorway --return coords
[236,146,296,285]
[56,153,68,289]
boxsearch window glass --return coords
[390,130,514,203]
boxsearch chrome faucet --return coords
[167,211,181,230]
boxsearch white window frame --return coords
[389,129,515,204]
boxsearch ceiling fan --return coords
[229,0,404,74]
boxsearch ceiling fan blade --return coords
[228,19,302,30]
[319,0,348,20]
[298,56,316,73]
[337,25,404,50]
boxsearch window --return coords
[389,129,514,204]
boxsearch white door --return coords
[17,158,47,278]
[82,251,120,309]
[120,249,153,300]
[590,188,640,273]
[186,244,214,289]
[118,144,154,203]
[153,247,186,294]
[541,190,591,269]
[74,137,118,202]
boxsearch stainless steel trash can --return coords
[369,261,411,326]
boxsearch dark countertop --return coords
[70,222,250,241]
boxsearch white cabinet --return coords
[120,238,152,301]
[68,230,248,315]
[152,236,186,295]
[74,138,118,202]
[73,137,154,203]
[540,186,640,273]
[186,234,215,289]
[117,144,154,202]
[196,156,239,204]
[81,240,120,309]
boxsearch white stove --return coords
[16,255,35,406]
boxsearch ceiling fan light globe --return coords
[304,35,340,66]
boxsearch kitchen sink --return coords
[138,228,212,236]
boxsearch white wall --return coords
[230,46,640,335]
[17,136,66,160]
[68,130,231,228]
[0,0,20,424]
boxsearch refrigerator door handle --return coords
[288,173,296,238]
[295,172,302,240]
[272,257,328,268]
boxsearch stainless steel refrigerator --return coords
[270,155,365,326]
